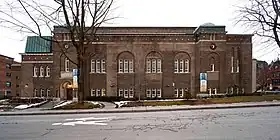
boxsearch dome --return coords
[201,22,216,27]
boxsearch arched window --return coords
[46,66,51,77]
[117,51,134,73]
[146,51,161,73]
[33,66,38,77]
[174,52,190,73]
[39,66,44,77]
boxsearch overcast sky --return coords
[0,0,279,62]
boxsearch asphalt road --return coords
[0,107,280,140]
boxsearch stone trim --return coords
[22,61,53,64]
[19,53,53,56]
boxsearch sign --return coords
[200,73,207,92]
[72,69,78,88]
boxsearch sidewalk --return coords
[1,101,280,116]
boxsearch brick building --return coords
[0,54,14,98]
[11,62,21,97]
[20,23,253,99]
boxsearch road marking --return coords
[52,116,115,126]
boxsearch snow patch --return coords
[53,101,73,109]
[86,101,100,105]
[114,101,131,107]
[14,100,48,110]
[0,99,9,103]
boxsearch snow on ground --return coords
[114,101,131,107]
[0,99,9,104]
[14,100,48,110]
[53,101,73,109]
[86,101,100,105]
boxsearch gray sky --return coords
[0,0,278,62]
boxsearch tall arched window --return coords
[146,51,161,73]
[46,66,51,77]
[174,52,191,73]
[117,51,134,73]
[39,66,44,77]
[33,66,38,77]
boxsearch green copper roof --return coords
[25,36,52,53]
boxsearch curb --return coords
[1,103,280,116]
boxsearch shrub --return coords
[86,96,138,102]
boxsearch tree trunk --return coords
[77,54,85,103]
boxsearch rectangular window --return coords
[6,82,11,87]
[101,88,106,96]
[236,60,240,73]
[124,60,129,73]
[213,88,217,94]
[119,59,123,73]
[185,60,189,73]
[6,64,11,69]
[152,89,156,98]
[146,89,151,98]
[91,89,96,96]
[6,73,11,77]
[174,89,178,98]
[96,60,101,73]
[40,89,44,97]
[91,60,96,73]
[65,58,70,72]
[146,59,151,73]
[231,57,234,73]
[118,89,123,97]
[46,89,50,97]
[152,59,156,73]
[179,60,184,73]
[129,88,134,98]
[157,89,162,98]
[157,59,161,73]
[97,89,101,97]
[174,60,178,73]
[124,89,129,98]
[179,88,184,98]
[210,64,215,72]
[101,59,106,73]
[129,60,133,73]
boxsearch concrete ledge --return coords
[1,102,280,116]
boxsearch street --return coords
[0,107,280,140]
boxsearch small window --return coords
[236,60,240,73]
[118,89,123,97]
[146,59,151,73]
[231,57,234,73]
[119,60,123,73]
[179,60,184,73]
[124,60,129,73]
[39,66,44,77]
[40,89,44,97]
[129,88,134,98]
[210,64,215,72]
[179,89,184,98]
[174,88,179,98]
[124,89,129,98]
[6,82,11,87]
[101,60,106,73]
[96,89,101,97]
[146,89,151,98]
[185,60,189,73]
[96,60,101,73]
[129,60,134,73]
[46,66,51,77]
[174,60,178,73]
[33,66,38,77]
[152,59,156,73]
[16,85,19,88]
[46,89,50,97]
[157,59,162,73]
[91,89,96,96]
[6,64,11,69]
[101,88,106,96]
[157,89,162,98]
[91,60,96,73]
[65,58,70,72]
[152,89,156,98]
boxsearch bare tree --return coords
[235,0,280,48]
[0,0,115,102]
